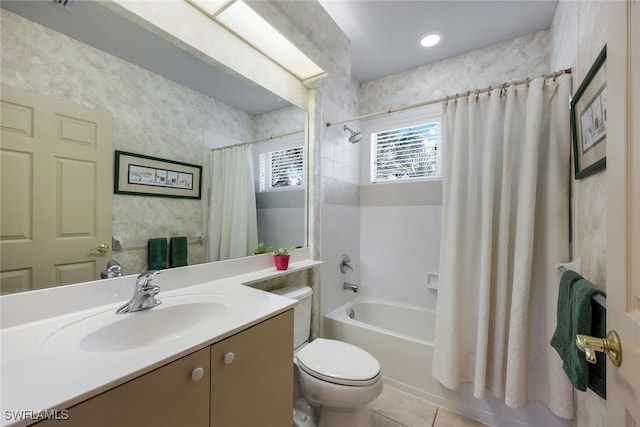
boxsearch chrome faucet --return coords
[101,260,122,279]
[116,271,162,314]
[343,282,358,293]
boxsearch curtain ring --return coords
[474,89,480,102]
[487,86,492,97]
[525,77,530,88]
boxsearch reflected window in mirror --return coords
[251,134,306,251]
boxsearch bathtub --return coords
[324,299,437,398]
[324,298,572,427]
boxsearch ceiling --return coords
[3,0,558,113]
[318,0,558,83]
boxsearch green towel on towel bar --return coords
[550,270,583,356]
[148,238,168,270]
[551,271,607,398]
[169,237,188,268]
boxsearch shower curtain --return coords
[432,75,573,418]
[206,145,258,262]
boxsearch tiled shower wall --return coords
[359,197,441,309]
[318,95,361,318]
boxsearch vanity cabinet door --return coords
[36,347,210,427]
[210,309,293,427]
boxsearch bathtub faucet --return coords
[343,282,358,293]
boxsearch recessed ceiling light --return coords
[420,33,441,48]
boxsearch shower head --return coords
[343,125,362,144]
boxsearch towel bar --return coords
[112,235,203,251]
[555,258,606,308]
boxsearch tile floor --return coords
[369,385,489,427]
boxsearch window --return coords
[259,146,304,191]
[371,119,441,183]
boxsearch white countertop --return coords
[0,254,321,427]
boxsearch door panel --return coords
[607,1,640,425]
[0,85,113,293]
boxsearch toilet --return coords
[273,285,383,427]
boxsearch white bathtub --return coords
[324,298,572,427]
[324,299,436,398]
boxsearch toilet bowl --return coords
[296,338,383,427]
[273,285,383,427]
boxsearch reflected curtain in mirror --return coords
[206,146,258,262]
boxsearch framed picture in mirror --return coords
[114,151,202,199]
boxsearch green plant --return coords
[253,242,273,255]
[272,246,297,257]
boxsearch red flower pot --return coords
[274,255,290,270]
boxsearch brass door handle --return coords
[576,330,622,367]
[91,244,110,254]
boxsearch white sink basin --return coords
[42,294,236,354]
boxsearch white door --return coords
[0,85,113,293]
[606,1,640,425]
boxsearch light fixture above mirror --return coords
[187,0,325,80]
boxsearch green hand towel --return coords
[169,236,188,268]
[148,238,168,270]
[562,279,606,392]
[551,270,584,357]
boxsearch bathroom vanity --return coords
[0,253,321,427]
[35,310,293,427]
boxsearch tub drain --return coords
[347,307,355,319]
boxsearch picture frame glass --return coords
[572,46,607,179]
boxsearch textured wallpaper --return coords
[549,1,608,426]
[0,10,269,276]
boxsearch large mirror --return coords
[0,0,308,294]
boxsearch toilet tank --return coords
[272,285,312,348]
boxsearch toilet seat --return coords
[296,338,381,386]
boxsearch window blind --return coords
[259,146,304,191]
[371,121,441,183]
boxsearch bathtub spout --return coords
[343,282,358,293]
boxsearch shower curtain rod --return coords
[210,129,305,151]
[325,67,572,128]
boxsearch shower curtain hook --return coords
[487,86,492,97]
[474,89,480,102]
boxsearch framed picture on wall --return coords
[114,151,202,199]
[571,45,607,179]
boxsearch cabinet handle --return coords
[223,352,235,365]
[191,367,205,382]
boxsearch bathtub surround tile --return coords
[360,181,443,207]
